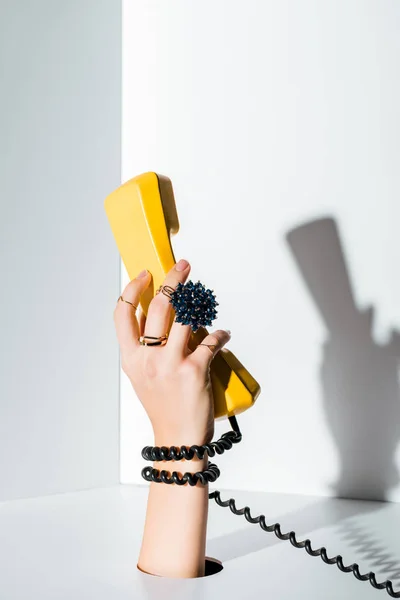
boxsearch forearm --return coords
[137,455,209,578]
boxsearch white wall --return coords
[121,0,400,502]
[0,0,121,501]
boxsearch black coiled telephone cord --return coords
[141,416,400,598]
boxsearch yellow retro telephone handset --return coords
[105,173,398,597]
[104,171,260,421]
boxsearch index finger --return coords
[113,269,151,353]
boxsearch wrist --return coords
[153,429,214,449]
[152,434,210,476]
[149,427,214,482]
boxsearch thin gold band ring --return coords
[155,284,176,300]
[198,343,217,354]
[118,295,138,310]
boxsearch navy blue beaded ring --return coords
[157,280,218,332]
[170,280,218,332]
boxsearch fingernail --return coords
[225,329,231,335]
[137,269,148,278]
[175,259,189,271]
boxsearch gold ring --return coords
[155,284,176,300]
[139,333,169,346]
[198,343,217,354]
[118,295,138,310]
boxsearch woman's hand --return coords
[114,258,231,448]
[113,258,231,578]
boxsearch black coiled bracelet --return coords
[141,416,242,486]
[141,462,220,486]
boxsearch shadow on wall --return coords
[286,217,400,502]
[208,217,400,571]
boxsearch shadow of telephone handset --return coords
[105,173,399,597]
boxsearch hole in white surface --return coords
[137,557,223,577]
[205,556,223,576]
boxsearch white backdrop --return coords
[121,0,400,501]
